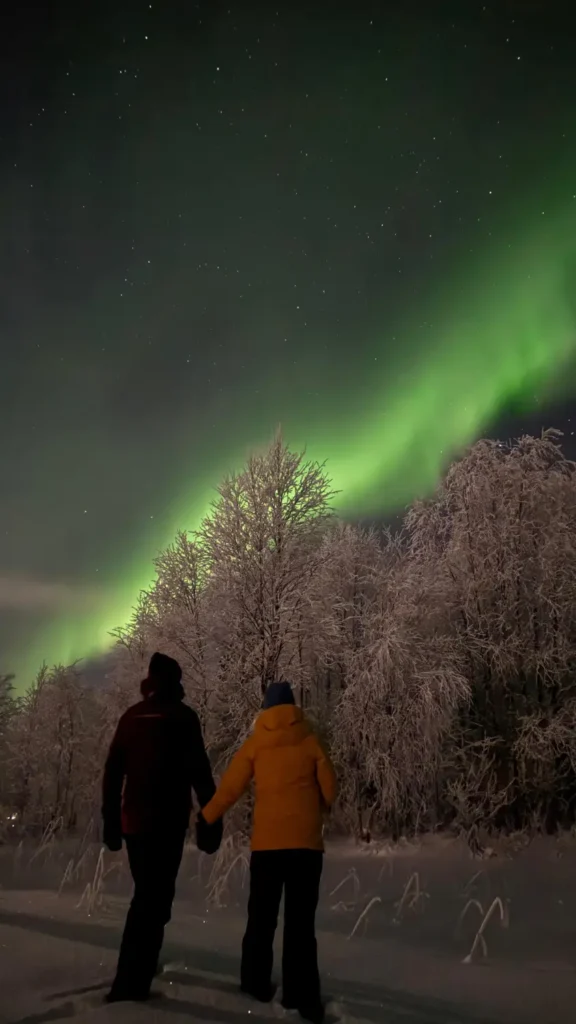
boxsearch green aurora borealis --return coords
[26,184,576,680]
[4,2,576,688]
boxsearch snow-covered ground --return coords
[1,835,576,1024]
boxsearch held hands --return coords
[195,810,223,855]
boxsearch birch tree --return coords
[114,532,214,730]
[199,434,335,735]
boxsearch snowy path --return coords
[0,889,575,1024]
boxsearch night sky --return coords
[2,0,576,683]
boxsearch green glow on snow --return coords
[20,188,576,682]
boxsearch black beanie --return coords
[145,652,184,701]
[262,680,295,710]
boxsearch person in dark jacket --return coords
[199,681,337,1024]
[102,652,221,1003]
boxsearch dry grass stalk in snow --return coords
[205,834,249,907]
[377,856,395,881]
[329,867,360,902]
[348,896,382,939]
[462,896,509,964]
[72,845,94,881]
[28,817,63,865]
[58,858,75,896]
[331,900,354,913]
[455,899,486,940]
[393,871,428,923]
[76,846,115,917]
[12,841,23,874]
[461,870,485,898]
[58,844,102,896]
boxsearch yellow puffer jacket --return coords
[201,704,337,851]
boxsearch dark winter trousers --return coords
[112,830,186,996]
[241,849,323,1010]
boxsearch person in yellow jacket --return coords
[199,680,337,1024]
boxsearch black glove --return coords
[103,821,122,852]
[196,812,223,855]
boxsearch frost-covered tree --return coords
[307,523,385,719]
[110,437,335,771]
[114,532,214,730]
[325,527,468,837]
[199,434,335,724]
[408,431,576,831]
[7,665,103,832]
[6,430,576,842]
[0,674,16,821]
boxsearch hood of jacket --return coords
[253,703,311,748]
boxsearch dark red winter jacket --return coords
[102,697,216,836]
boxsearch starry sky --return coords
[2,0,576,684]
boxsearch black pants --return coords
[112,830,186,996]
[241,849,323,1009]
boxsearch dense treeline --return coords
[3,430,576,843]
